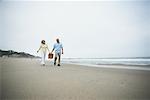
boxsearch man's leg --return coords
[57,53,61,66]
[54,53,57,66]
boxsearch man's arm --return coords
[51,44,55,53]
[51,48,54,53]
[62,47,64,54]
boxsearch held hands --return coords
[49,51,63,54]
[50,51,53,54]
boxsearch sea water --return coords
[62,58,150,66]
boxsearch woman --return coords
[37,40,49,66]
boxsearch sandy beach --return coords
[1,58,150,100]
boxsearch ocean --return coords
[62,58,150,66]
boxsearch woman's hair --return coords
[41,40,45,44]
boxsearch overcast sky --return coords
[0,0,150,58]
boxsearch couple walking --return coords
[37,38,63,66]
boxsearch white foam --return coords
[65,62,150,71]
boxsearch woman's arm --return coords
[37,46,41,53]
[46,45,50,52]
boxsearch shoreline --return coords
[2,57,150,65]
[1,57,150,71]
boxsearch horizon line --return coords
[1,49,150,59]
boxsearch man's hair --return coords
[56,38,60,43]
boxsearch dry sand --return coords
[1,58,150,100]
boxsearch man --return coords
[51,38,64,66]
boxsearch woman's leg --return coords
[43,52,46,65]
[41,52,46,65]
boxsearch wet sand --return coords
[1,58,150,100]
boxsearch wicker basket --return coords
[48,53,53,59]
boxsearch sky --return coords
[0,0,150,58]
